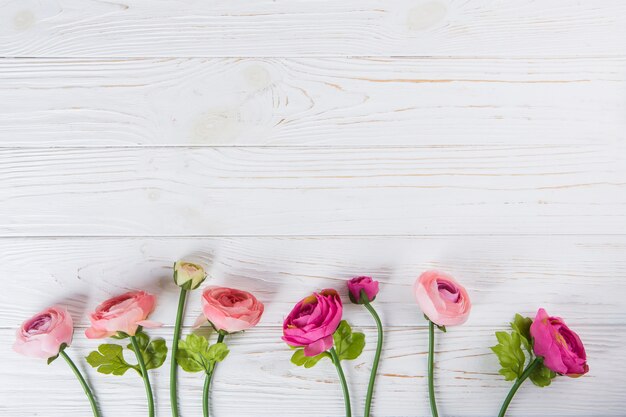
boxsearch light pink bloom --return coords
[14,306,74,359]
[85,291,161,339]
[530,308,589,377]
[282,289,343,357]
[196,287,264,333]
[347,276,379,304]
[414,270,471,326]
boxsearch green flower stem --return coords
[427,320,439,417]
[329,347,352,417]
[130,335,155,417]
[203,333,226,417]
[202,372,211,417]
[60,350,101,417]
[170,288,188,417]
[361,293,383,417]
[497,358,543,417]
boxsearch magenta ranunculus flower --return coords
[85,290,161,338]
[282,289,343,357]
[414,270,471,326]
[530,308,589,377]
[14,306,74,359]
[347,276,379,304]
[195,286,264,333]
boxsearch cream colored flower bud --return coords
[173,261,207,290]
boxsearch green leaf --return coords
[490,330,526,381]
[127,330,168,371]
[333,320,365,361]
[86,344,137,376]
[290,349,331,368]
[143,339,168,370]
[529,362,557,387]
[176,348,205,372]
[511,314,533,354]
[176,333,229,374]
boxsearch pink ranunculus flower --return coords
[530,308,589,377]
[85,291,161,339]
[14,306,74,359]
[282,289,343,357]
[195,287,264,333]
[414,270,471,326]
[347,276,380,304]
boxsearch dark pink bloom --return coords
[347,276,379,304]
[282,289,342,357]
[530,308,589,377]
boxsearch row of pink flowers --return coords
[15,286,264,358]
[281,270,587,376]
[14,268,588,417]
[15,271,588,377]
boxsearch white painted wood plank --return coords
[1,236,624,328]
[0,57,624,147]
[1,0,626,57]
[0,326,622,416]
[1,146,624,236]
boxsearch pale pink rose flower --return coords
[85,291,161,339]
[14,306,74,359]
[414,270,471,326]
[195,287,264,333]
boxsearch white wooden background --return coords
[1,1,625,416]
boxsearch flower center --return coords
[437,280,460,302]
[26,313,52,334]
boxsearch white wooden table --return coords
[1,1,625,416]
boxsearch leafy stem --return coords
[361,290,383,417]
[497,358,543,417]
[130,335,155,417]
[427,320,439,417]
[170,288,188,417]
[203,333,226,417]
[60,350,101,417]
[329,347,352,417]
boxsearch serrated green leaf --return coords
[143,339,168,370]
[529,362,557,387]
[176,333,229,374]
[333,320,365,362]
[511,314,533,354]
[176,348,205,372]
[498,368,519,381]
[207,343,229,363]
[127,331,167,371]
[290,348,330,368]
[86,344,137,376]
[491,328,527,381]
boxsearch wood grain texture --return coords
[1,236,625,329]
[1,0,626,57]
[0,57,624,147]
[1,146,624,236]
[2,1,625,415]
[0,326,623,417]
